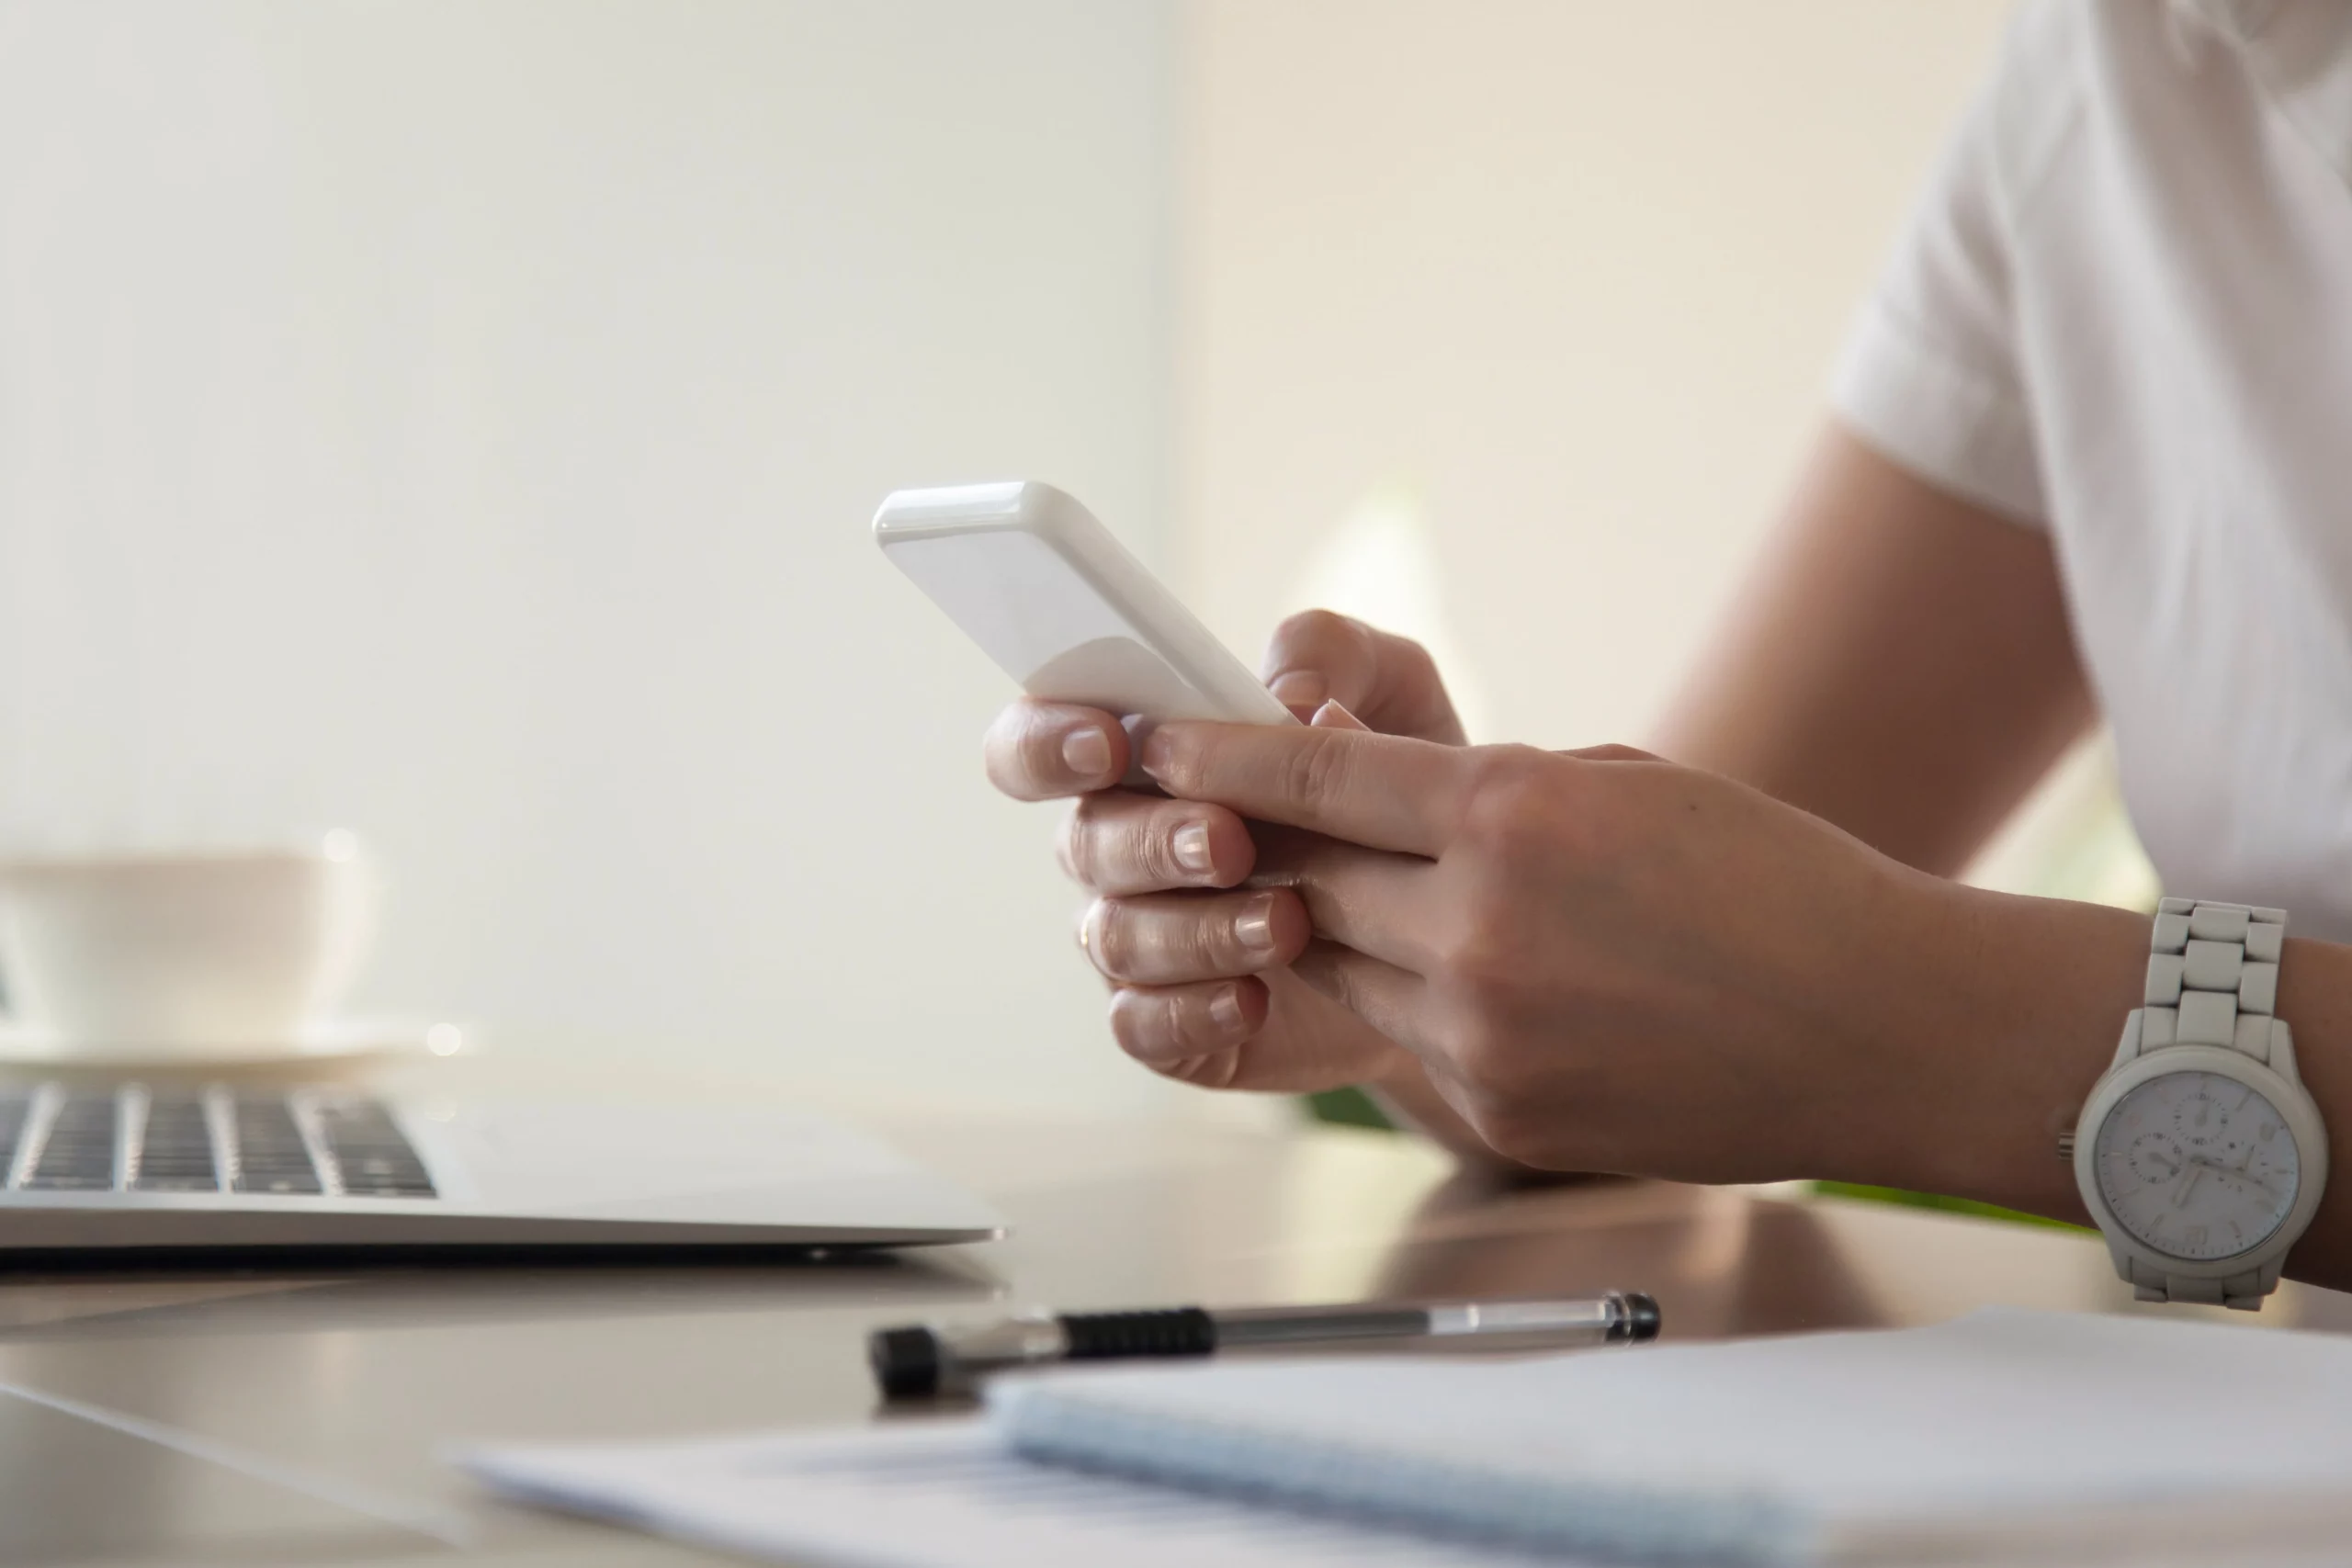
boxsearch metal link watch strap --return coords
[2125,897,2289,1309]
[2136,897,2286,1063]
[2124,1255,2274,1307]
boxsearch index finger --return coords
[1138,719,1464,857]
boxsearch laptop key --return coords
[229,1099,325,1195]
[243,1173,325,1196]
[0,1098,28,1175]
[133,1098,220,1192]
[313,1099,436,1199]
[25,1096,119,1190]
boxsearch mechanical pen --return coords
[869,1289,1658,1399]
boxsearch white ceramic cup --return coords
[0,840,376,1057]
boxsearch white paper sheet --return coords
[461,1309,2352,1567]
[988,1308,2352,1563]
[459,1420,1582,1568]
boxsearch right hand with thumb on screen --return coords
[982,610,1474,1109]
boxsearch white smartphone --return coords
[872,480,1295,727]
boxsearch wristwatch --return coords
[2069,898,2329,1310]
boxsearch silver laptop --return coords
[0,1080,1002,1255]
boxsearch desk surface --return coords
[1,1052,2346,1567]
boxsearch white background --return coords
[0,0,1173,1111]
[1178,0,2012,750]
[0,1,2007,1115]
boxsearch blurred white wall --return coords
[0,1,2032,1115]
[1176,0,2012,749]
[0,0,1176,1111]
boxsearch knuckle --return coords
[1023,722,1062,782]
[1138,818,1192,888]
[1390,629,1439,680]
[1430,914,1527,1003]
[1456,747,1553,850]
[980,710,1032,796]
[1471,1099,1556,1168]
[1335,614,1384,681]
[1108,988,1242,1080]
[1090,897,1240,984]
[1275,606,1353,651]
[1278,728,1354,810]
[1202,919,1247,974]
[1107,988,1171,1061]
[1355,616,1435,682]
[1164,913,1224,977]
[1010,716,1073,795]
[1265,610,1369,704]
[1425,871,1539,1006]
[1292,943,1350,1009]
[1160,1049,1240,1089]
[1069,802,1127,890]
[1288,942,1371,1018]
[1068,799,1134,890]
[1443,1014,1517,1090]
[1456,746,1610,873]
[1085,900,1137,979]
[1056,802,1091,884]
[1064,799,1195,894]
[1144,727,1204,798]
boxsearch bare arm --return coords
[1132,420,2352,1289]
[989,419,2352,1289]
[993,423,2102,1172]
[1652,422,2095,875]
[1384,426,2098,1162]
[1630,425,2352,1284]
[1334,424,2101,1170]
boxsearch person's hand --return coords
[1134,718,1964,1181]
[981,612,1463,1094]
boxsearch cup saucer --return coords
[0,1018,465,1070]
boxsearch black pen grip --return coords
[1059,1306,1217,1359]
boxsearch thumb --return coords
[1261,609,1464,743]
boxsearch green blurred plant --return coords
[1304,1086,1396,1132]
[1808,1180,2087,1231]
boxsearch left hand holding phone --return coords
[983,609,1453,1096]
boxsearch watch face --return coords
[2093,1069,2301,1261]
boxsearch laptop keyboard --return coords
[0,1086,435,1200]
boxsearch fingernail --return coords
[1235,899,1276,953]
[1310,698,1368,731]
[1269,671,1327,714]
[1208,984,1246,1033]
[1061,727,1113,778]
[1172,820,1214,874]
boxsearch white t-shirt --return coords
[1830,0,2352,940]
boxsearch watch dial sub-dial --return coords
[2128,1132,2184,1184]
[2171,1087,2250,1159]
[2094,1069,2301,1261]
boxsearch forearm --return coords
[1650,424,2092,876]
[1855,876,2349,1293]
[1846,878,2142,1214]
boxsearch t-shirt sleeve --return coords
[1829,23,2049,527]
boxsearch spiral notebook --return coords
[459,1307,2352,1567]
